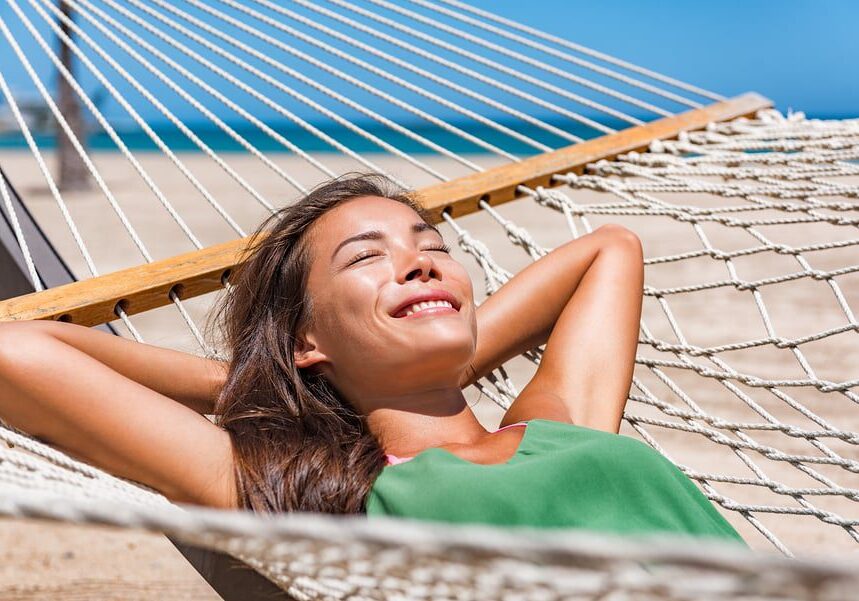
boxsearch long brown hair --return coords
[208,173,430,514]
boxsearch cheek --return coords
[448,262,476,315]
[445,259,473,292]
[315,272,383,342]
[451,266,478,348]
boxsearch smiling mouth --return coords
[393,299,458,318]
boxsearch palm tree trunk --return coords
[56,1,89,192]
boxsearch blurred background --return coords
[0,1,856,599]
[2,0,856,148]
[483,0,859,118]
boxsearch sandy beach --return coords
[0,149,857,598]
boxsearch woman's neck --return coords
[364,387,488,458]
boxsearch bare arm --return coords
[464,224,644,433]
[3,320,228,414]
[0,321,236,508]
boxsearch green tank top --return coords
[366,419,745,544]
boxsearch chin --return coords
[414,322,473,349]
[413,340,474,373]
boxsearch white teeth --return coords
[402,299,453,317]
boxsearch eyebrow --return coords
[331,222,441,260]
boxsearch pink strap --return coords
[385,421,527,466]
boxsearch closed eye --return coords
[347,244,449,266]
[347,250,383,266]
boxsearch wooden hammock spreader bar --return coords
[420,92,771,218]
[0,92,772,327]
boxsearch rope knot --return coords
[772,337,797,349]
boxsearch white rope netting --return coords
[0,110,857,599]
[0,487,857,601]
[0,0,857,597]
[445,110,859,556]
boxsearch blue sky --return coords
[485,0,857,117]
[1,0,855,129]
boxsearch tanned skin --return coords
[0,199,643,510]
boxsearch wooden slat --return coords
[0,93,772,326]
[418,92,771,221]
[0,238,241,326]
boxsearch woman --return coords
[0,173,743,543]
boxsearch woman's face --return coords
[297,196,477,405]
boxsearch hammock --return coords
[0,0,857,599]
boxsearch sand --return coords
[0,150,857,598]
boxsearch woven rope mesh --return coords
[0,0,857,595]
[0,488,857,601]
[449,110,859,556]
[1,110,857,599]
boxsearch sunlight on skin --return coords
[294,195,487,458]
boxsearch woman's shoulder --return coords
[506,419,673,473]
[380,418,657,471]
[534,416,668,447]
[369,419,666,494]
[517,417,620,440]
[383,420,529,467]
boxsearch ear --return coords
[293,331,328,370]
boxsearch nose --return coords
[398,251,440,284]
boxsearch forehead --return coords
[308,195,431,251]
